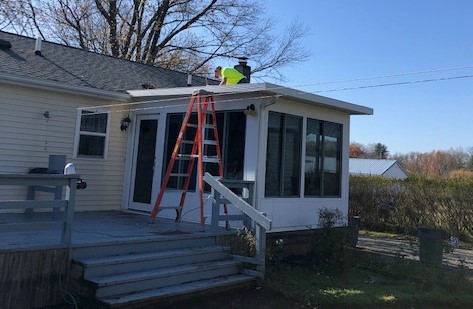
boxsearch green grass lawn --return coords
[266,250,473,309]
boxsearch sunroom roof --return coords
[127,82,373,116]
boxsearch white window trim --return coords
[73,108,111,160]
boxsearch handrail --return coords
[203,173,271,230]
[204,172,271,278]
[0,173,80,247]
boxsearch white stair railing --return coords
[203,172,271,278]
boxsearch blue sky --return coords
[263,0,473,154]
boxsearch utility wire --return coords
[313,74,473,94]
[80,71,473,114]
[200,64,473,84]
[81,63,473,111]
[285,64,473,87]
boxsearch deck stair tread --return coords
[100,274,255,306]
[71,233,225,259]
[69,226,259,307]
[89,259,240,286]
[75,245,228,268]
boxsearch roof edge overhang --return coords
[0,72,131,102]
[127,82,373,115]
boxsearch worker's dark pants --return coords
[237,78,249,84]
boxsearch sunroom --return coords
[125,83,372,232]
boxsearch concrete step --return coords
[73,245,230,278]
[72,234,218,259]
[100,274,256,307]
[90,260,241,298]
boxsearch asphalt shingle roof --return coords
[0,31,213,93]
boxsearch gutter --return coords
[0,73,131,102]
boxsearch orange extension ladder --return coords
[150,89,228,228]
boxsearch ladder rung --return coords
[178,154,198,159]
[202,156,220,163]
[176,155,220,163]
[176,157,191,161]
[203,140,218,145]
[186,123,214,129]
[170,173,191,177]
[176,156,192,161]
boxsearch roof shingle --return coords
[0,31,213,93]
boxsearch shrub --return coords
[349,175,473,240]
[306,208,351,273]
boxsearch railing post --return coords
[203,173,271,279]
[62,176,76,246]
[244,182,255,229]
[210,187,220,231]
[255,224,267,278]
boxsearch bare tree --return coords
[0,0,310,79]
[393,148,470,177]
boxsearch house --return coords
[0,30,373,231]
[0,30,373,307]
[349,158,408,179]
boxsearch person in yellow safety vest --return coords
[214,66,248,85]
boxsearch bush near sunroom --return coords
[304,208,354,273]
[349,175,473,240]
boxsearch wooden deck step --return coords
[91,260,241,298]
[100,274,255,307]
[70,232,258,308]
[72,234,218,259]
[73,245,230,278]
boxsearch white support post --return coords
[255,225,267,277]
[62,176,77,246]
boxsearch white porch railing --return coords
[0,173,79,247]
[203,172,271,278]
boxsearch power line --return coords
[80,72,473,114]
[313,74,473,94]
[82,64,473,111]
[286,64,473,87]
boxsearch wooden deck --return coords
[0,175,267,308]
[0,210,230,251]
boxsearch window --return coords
[305,119,342,197]
[75,110,109,158]
[163,111,246,190]
[265,112,302,197]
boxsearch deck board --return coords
[0,210,230,251]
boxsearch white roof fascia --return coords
[0,72,131,102]
[127,82,373,115]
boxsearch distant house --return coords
[349,158,408,179]
[0,30,373,232]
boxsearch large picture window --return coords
[163,111,246,190]
[305,119,342,197]
[75,110,109,158]
[265,112,302,197]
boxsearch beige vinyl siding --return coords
[0,84,128,211]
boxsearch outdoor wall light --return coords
[244,104,256,116]
[120,116,132,131]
